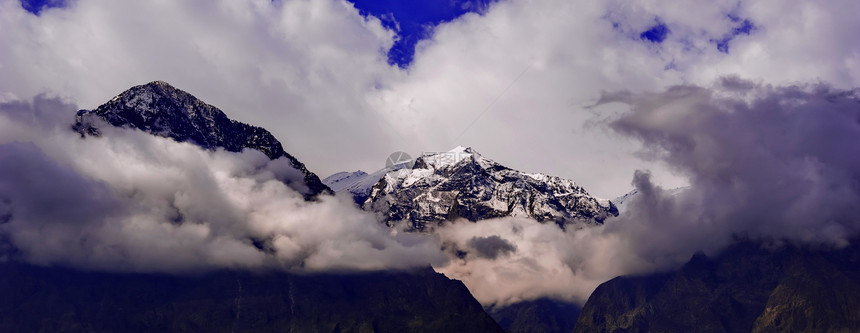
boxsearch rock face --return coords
[0,262,504,333]
[573,240,860,333]
[364,146,617,231]
[73,81,330,197]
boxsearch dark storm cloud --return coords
[467,235,517,259]
[0,142,121,226]
[0,93,76,127]
[609,80,860,245]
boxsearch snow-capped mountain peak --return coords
[416,146,495,171]
[360,147,618,231]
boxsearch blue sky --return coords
[347,0,495,67]
[19,0,63,15]
[20,0,755,68]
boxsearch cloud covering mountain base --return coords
[437,79,860,305]
[1,78,859,308]
[0,96,445,273]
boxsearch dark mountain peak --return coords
[130,81,199,104]
[73,81,331,197]
[94,81,222,128]
[116,80,183,100]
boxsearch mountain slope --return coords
[0,262,504,333]
[573,240,860,333]
[364,147,617,231]
[486,298,581,333]
[324,169,392,205]
[612,187,688,213]
[73,81,330,197]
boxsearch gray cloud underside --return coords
[0,96,446,273]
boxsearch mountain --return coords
[363,146,618,231]
[612,187,688,213]
[0,262,504,333]
[73,80,330,197]
[324,168,390,205]
[486,298,581,333]
[325,170,371,192]
[323,159,416,206]
[573,240,860,333]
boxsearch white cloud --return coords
[2,0,858,197]
[435,217,612,305]
[0,0,405,180]
[0,96,446,272]
[371,0,860,196]
[438,80,860,306]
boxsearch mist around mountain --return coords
[3,79,860,332]
[0,82,504,332]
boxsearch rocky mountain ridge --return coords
[73,80,330,197]
[358,146,618,231]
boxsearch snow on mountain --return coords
[324,171,370,192]
[363,147,618,231]
[612,187,689,213]
[72,80,331,197]
[612,189,640,213]
[322,169,382,204]
[323,160,416,205]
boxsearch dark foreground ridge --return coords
[487,298,581,333]
[0,262,503,332]
[574,240,860,333]
[73,80,330,197]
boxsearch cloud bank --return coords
[0,96,445,273]
[369,0,860,196]
[436,80,860,306]
[607,79,860,247]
